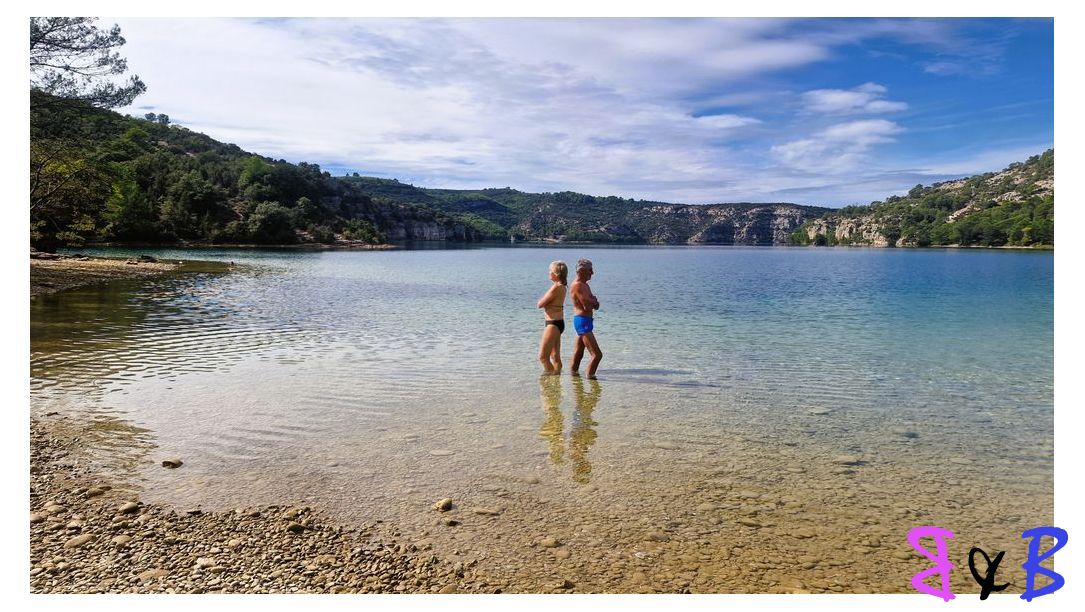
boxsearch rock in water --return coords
[833,455,863,466]
[161,458,184,468]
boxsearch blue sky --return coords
[110,17,1053,206]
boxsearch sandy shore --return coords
[30,253,182,297]
[29,415,488,594]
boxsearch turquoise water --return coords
[32,245,1053,592]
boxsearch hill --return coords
[30,92,500,250]
[29,92,1052,250]
[790,150,1053,247]
[29,93,831,249]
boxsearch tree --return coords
[246,202,296,244]
[30,17,146,109]
[29,136,115,249]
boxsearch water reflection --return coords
[537,375,600,483]
[538,375,564,465]
[570,377,600,483]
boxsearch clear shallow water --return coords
[32,246,1053,592]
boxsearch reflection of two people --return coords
[538,375,600,483]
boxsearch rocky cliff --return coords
[658,204,821,245]
[802,215,893,247]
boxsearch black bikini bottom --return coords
[545,319,565,334]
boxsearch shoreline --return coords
[65,240,1053,251]
[30,253,183,298]
[30,414,485,594]
[84,241,398,251]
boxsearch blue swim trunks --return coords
[573,315,594,336]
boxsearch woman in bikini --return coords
[536,261,568,374]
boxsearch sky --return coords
[107,17,1053,207]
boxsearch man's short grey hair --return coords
[576,258,593,273]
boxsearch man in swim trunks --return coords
[570,258,603,379]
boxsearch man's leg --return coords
[571,335,585,375]
[582,332,603,379]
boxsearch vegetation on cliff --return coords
[790,150,1053,247]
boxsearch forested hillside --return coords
[790,150,1054,247]
[30,92,503,250]
[29,93,830,249]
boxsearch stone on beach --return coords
[64,534,94,548]
[138,568,169,582]
[161,458,184,468]
[118,501,140,514]
[433,498,453,512]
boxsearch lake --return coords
[31,245,1053,592]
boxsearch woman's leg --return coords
[550,335,562,372]
[538,325,559,374]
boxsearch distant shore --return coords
[83,241,398,251]
[58,240,1054,251]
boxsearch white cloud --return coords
[771,119,904,174]
[800,82,908,115]
[693,114,762,129]
[102,17,1046,207]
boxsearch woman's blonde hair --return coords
[550,261,568,285]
